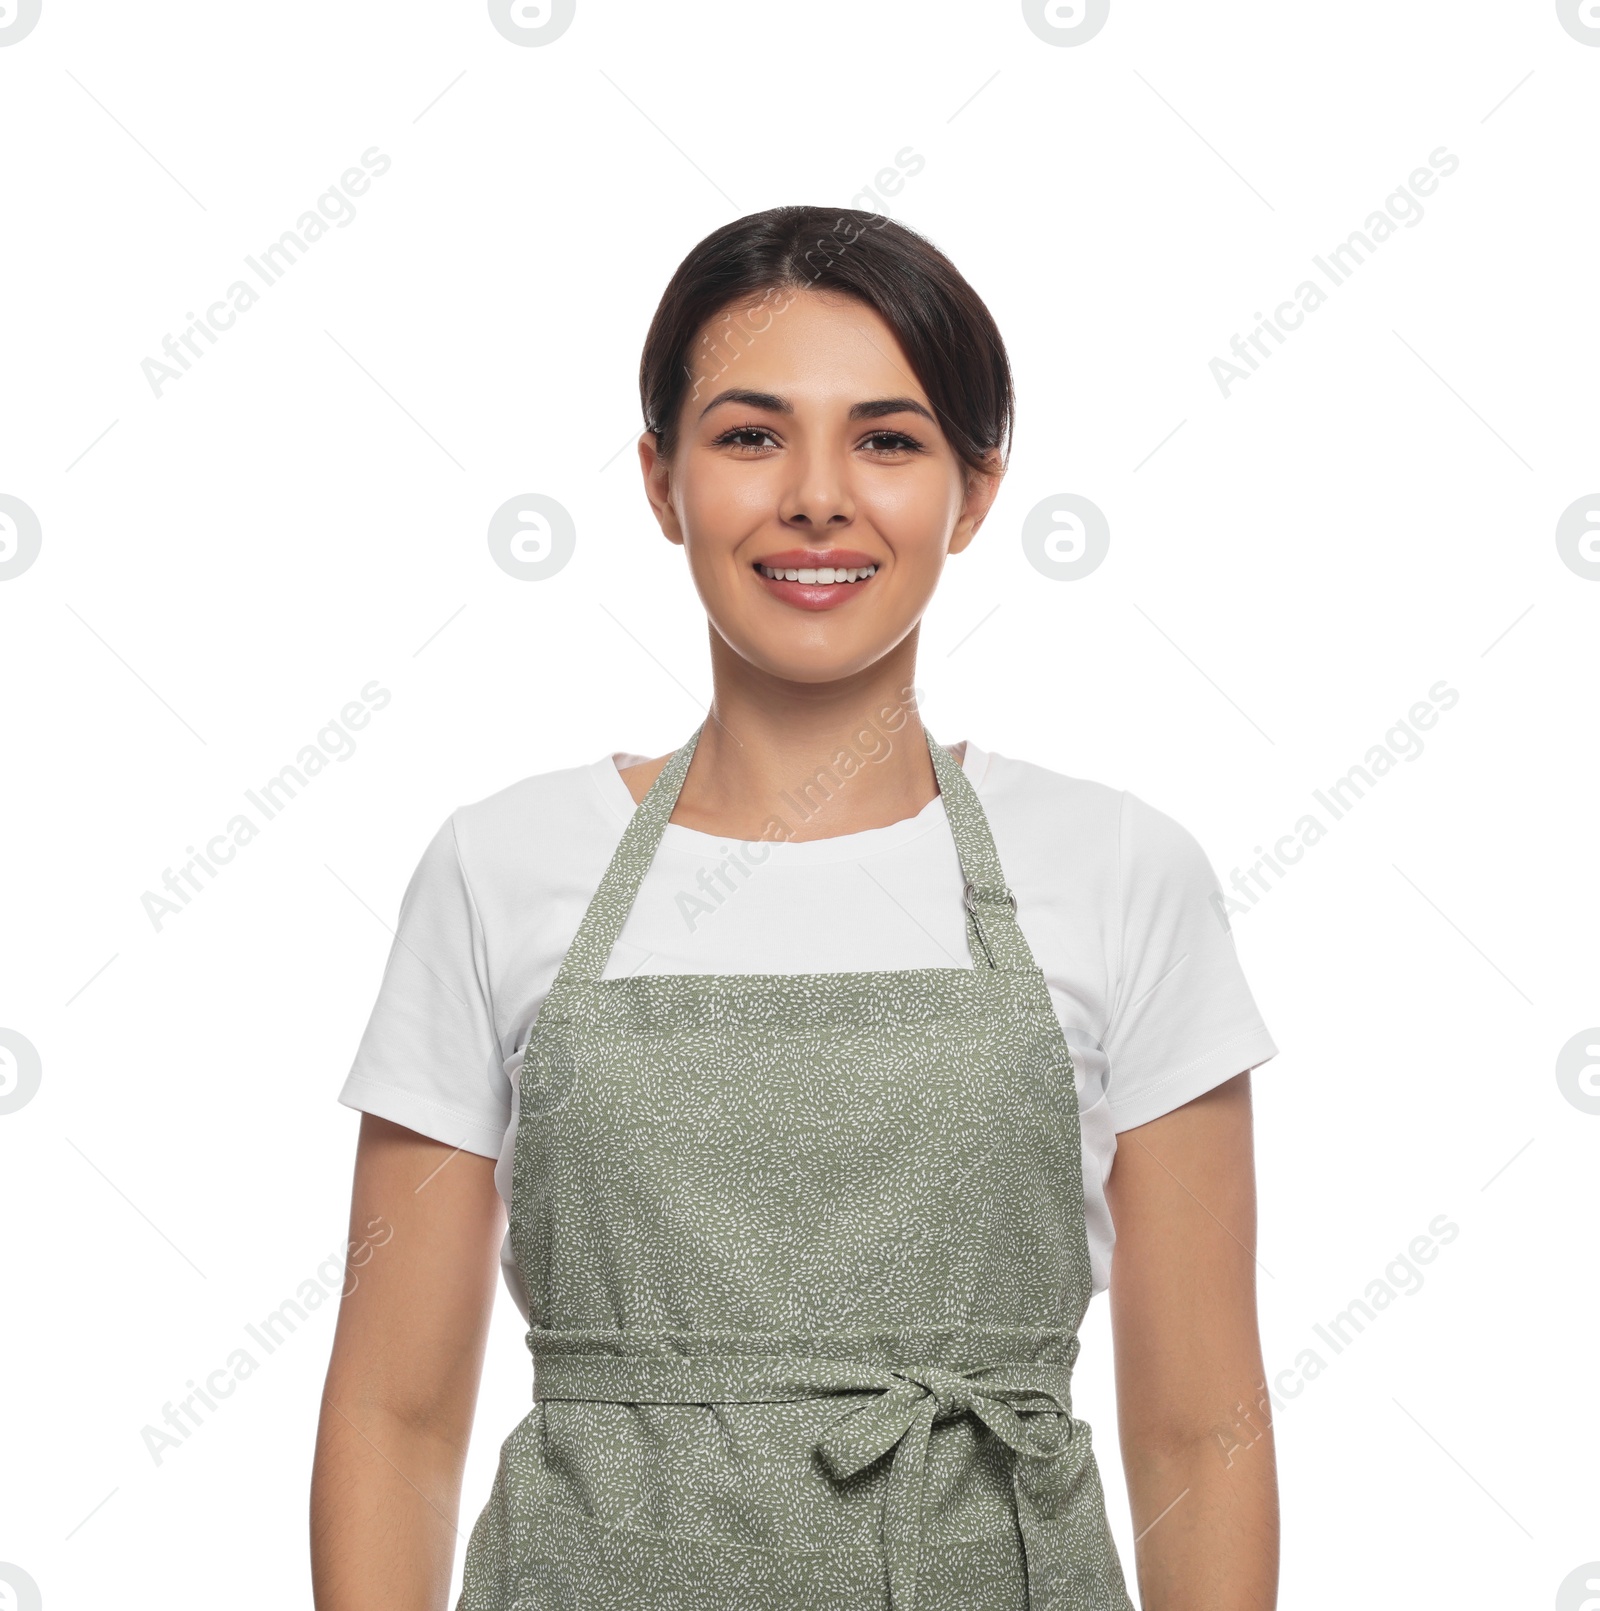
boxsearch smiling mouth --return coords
[753,562,877,583]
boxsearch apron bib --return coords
[457,723,1136,1611]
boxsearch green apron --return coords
[457,722,1137,1610]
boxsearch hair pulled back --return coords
[639,207,1013,484]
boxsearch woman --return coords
[310,206,1281,1610]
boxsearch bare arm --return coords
[1104,1071,1279,1610]
[311,1114,506,1610]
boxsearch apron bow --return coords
[815,1363,1072,1611]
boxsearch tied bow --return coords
[814,1364,1072,1611]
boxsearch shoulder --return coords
[975,745,1220,904]
[431,752,631,890]
[972,743,1124,845]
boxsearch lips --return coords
[751,549,880,612]
[754,548,878,575]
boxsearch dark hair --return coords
[639,206,1014,483]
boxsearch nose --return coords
[778,443,855,530]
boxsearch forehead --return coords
[684,288,924,406]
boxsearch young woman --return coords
[310,207,1281,1611]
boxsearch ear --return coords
[637,430,685,548]
[947,448,1006,556]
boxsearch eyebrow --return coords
[697,387,937,426]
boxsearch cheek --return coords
[863,478,959,562]
[680,463,770,535]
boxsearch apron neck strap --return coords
[552,717,1033,990]
[922,724,1034,971]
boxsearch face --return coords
[638,287,1002,686]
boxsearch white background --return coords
[2,1,1596,1606]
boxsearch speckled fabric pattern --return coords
[456,722,1136,1610]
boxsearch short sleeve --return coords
[336,814,510,1158]
[1102,789,1279,1132]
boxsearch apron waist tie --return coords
[529,1351,1074,1611]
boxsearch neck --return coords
[665,631,953,844]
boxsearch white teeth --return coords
[757,563,877,583]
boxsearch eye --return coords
[708,424,928,456]
[710,424,779,453]
[861,429,925,455]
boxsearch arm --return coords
[1104,1070,1279,1611]
[311,1114,506,1610]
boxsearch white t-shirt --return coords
[338,739,1279,1319]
